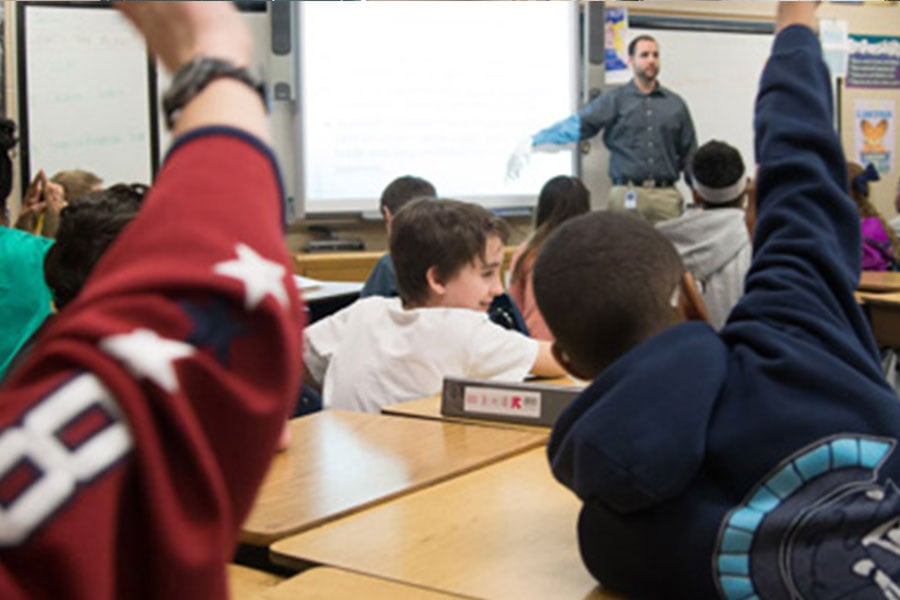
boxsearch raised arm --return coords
[734,2,876,359]
[0,3,303,597]
[507,95,612,181]
[116,2,269,142]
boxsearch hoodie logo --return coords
[713,434,900,599]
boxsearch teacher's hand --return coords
[506,136,533,182]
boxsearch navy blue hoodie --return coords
[548,25,900,599]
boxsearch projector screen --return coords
[297,1,579,215]
[18,3,157,189]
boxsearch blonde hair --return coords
[50,169,103,203]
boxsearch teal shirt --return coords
[0,227,54,378]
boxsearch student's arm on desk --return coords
[532,340,567,378]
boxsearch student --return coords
[15,169,102,238]
[508,34,696,224]
[0,118,55,379]
[2,184,147,382]
[656,140,753,329]
[43,184,147,310]
[508,175,590,340]
[360,175,437,298]
[533,4,900,597]
[304,198,565,413]
[359,175,529,334]
[848,161,899,271]
[0,3,304,598]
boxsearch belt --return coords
[612,178,675,188]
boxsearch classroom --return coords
[1,2,900,599]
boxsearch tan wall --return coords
[608,0,900,220]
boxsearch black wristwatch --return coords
[162,57,267,130]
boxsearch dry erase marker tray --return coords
[441,377,583,427]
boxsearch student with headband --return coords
[656,139,753,329]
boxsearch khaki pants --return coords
[607,185,684,225]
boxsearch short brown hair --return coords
[390,199,509,306]
[534,211,684,377]
[628,34,657,58]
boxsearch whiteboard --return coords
[630,26,774,188]
[18,3,156,187]
[297,1,579,214]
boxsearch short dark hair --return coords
[44,183,147,309]
[628,35,657,58]
[391,199,509,306]
[533,211,684,377]
[380,175,436,216]
[690,140,746,208]
[513,175,590,284]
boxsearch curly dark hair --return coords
[44,184,147,309]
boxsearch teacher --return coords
[508,35,697,224]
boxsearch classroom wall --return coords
[4,2,899,242]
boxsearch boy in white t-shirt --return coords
[304,198,565,413]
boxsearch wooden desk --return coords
[227,564,283,599]
[240,411,546,547]
[258,568,466,599]
[859,291,900,347]
[293,251,386,282]
[293,247,518,283]
[859,271,900,293]
[381,376,584,432]
[271,448,623,600]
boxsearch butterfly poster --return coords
[855,99,895,174]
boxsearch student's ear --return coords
[551,342,593,381]
[425,265,446,298]
[677,272,711,323]
[691,188,703,206]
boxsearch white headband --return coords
[692,176,747,205]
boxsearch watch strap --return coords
[162,57,267,130]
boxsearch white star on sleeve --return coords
[100,329,195,393]
[213,243,288,310]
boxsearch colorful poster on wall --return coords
[854,99,895,174]
[605,7,630,85]
[847,34,900,89]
